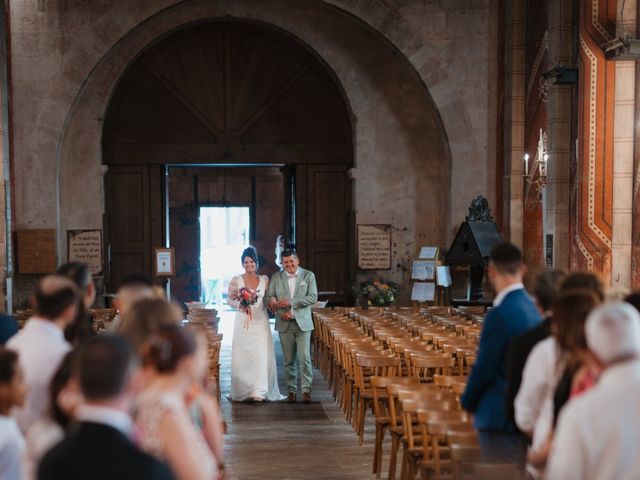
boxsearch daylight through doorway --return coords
[200,206,250,309]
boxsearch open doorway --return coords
[199,206,250,309]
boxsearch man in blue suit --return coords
[461,241,541,463]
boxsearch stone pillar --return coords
[611,0,636,293]
[545,0,574,272]
[0,2,10,312]
[503,0,525,246]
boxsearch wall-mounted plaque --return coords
[357,224,391,270]
[154,248,175,277]
[67,230,103,275]
[411,282,436,302]
[411,260,436,280]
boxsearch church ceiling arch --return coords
[103,21,353,165]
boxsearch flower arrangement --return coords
[354,279,399,307]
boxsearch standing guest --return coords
[110,273,156,330]
[57,262,96,344]
[117,298,181,353]
[515,272,604,478]
[7,276,78,432]
[506,270,566,428]
[0,349,27,480]
[546,302,640,480]
[38,335,174,480]
[0,313,18,345]
[24,351,81,480]
[136,325,217,480]
[265,248,318,402]
[461,241,541,462]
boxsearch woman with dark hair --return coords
[227,247,283,402]
[135,325,218,480]
[24,350,81,479]
[57,262,96,344]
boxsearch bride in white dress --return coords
[227,246,284,402]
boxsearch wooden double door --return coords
[104,164,352,305]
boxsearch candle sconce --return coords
[523,129,548,201]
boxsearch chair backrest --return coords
[411,356,456,381]
[401,399,456,449]
[354,354,400,391]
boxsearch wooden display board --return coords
[16,229,56,274]
[357,224,391,270]
[67,230,103,275]
[411,260,436,280]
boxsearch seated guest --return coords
[7,276,78,432]
[57,262,97,344]
[24,351,81,480]
[117,298,181,353]
[546,302,640,479]
[110,273,156,331]
[506,270,565,427]
[623,291,640,312]
[136,325,218,480]
[38,335,174,480]
[461,241,541,462]
[0,349,27,480]
[0,313,18,345]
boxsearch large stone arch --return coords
[55,0,452,287]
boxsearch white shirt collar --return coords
[25,317,65,340]
[287,269,299,278]
[77,405,133,437]
[493,282,524,307]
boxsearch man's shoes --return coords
[302,392,311,403]
[287,392,297,403]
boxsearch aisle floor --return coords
[218,311,388,480]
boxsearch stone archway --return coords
[56,0,451,295]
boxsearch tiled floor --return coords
[218,311,387,480]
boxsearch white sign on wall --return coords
[67,230,103,275]
[357,224,392,270]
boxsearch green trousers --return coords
[278,321,313,393]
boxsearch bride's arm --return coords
[227,276,242,310]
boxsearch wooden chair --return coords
[411,356,456,382]
[416,410,471,479]
[433,374,467,390]
[354,355,400,444]
[370,376,420,478]
[400,400,457,480]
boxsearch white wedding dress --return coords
[228,274,284,401]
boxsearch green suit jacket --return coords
[265,268,318,332]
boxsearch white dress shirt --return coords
[546,360,640,480]
[76,405,134,437]
[6,317,71,432]
[492,282,525,307]
[0,415,24,480]
[287,269,299,298]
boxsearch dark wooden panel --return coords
[103,21,353,166]
[108,169,147,244]
[313,251,347,299]
[110,252,146,287]
[313,171,346,242]
[169,206,200,303]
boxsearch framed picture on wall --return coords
[154,248,175,277]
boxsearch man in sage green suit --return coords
[265,249,318,402]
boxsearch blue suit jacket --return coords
[461,288,541,431]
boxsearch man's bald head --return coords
[35,275,80,321]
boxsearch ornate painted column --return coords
[572,0,616,282]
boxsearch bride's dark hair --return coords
[241,246,259,268]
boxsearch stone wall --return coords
[8,0,498,305]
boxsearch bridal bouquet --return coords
[233,287,260,328]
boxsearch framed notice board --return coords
[357,224,391,270]
[68,230,103,275]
